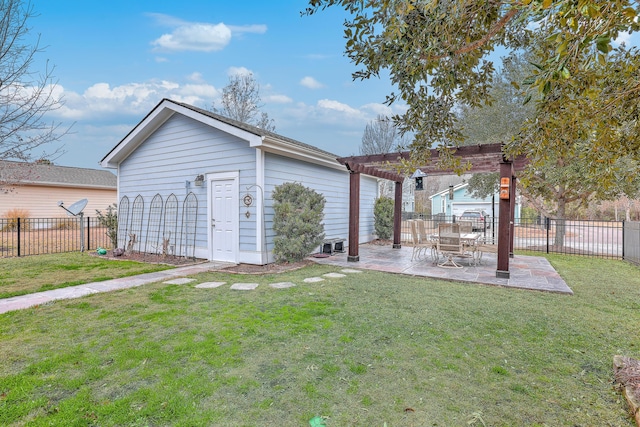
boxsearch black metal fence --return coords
[0,217,111,258]
[402,214,630,260]
[625,221,640,265]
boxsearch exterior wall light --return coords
[194,174,205,187]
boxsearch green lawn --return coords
[0,253,173,299]
[1,255,639,426]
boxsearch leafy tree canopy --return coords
[304,0,640,183]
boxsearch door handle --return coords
[211,218,216,227]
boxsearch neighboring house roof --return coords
[429,182,469,200]
[101,98,343,170]
[0,160,117,190]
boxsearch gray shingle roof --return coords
[171,100,339,158]
[0,160,116,189]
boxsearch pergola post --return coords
[509,172,517,257]
[348,170,360,262]
[393,180,403,249]
[496,161,514,278]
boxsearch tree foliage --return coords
[0,0,67,166]
[456,53,536,146]
[272,182,325,262]
[304,0,640,181]
[373,196,394,240]
[212,73,276,132]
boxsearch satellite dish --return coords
[60,198,88,216]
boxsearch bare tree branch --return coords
[0,0,69,187]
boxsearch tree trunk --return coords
[554,197,566,247]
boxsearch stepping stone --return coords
[269,282,296,289]
[303,277,325,283]
[195,282,227,289]
[163,278,196,285]
[341,269,362,274]
[323,272,346,278]
[230,283,259,291]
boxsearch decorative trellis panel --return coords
[117,196,130,250]
[180,192,198,259]
[128,195,144,253]
[162,193,179,256]
[145,194,163,254]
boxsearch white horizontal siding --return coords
[263,153,377,253]
[117,114,257,257]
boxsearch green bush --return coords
[272,182,325,262]
[374,197,394,240]
[96,204,118,249]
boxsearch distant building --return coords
[430,181,521,220]
[0,160,117,218]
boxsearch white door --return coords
[210,179,237,262]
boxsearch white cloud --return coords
[265,94,293,104]
[227,66,253,77]
[614,31,632,46]
[51,80,217,121]
[187,72,205,82]
[148,13,266,53]
[300,76,324,89]
[317,99,363,117]
[152,22,232,52]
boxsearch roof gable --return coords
[101,99,342,170]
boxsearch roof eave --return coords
[255,136,344,171]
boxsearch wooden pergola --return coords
[337,143,528,278]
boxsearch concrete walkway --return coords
[0,261,234,314]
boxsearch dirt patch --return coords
[92,250,315,273]
[219,260,314,274]
[613,355,640,426]
[91,251,204,266]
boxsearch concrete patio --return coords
[311,243,573,295]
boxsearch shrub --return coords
[96,204,118,249]
[2,208,31,231]
[272,182,325,263]
[53,218,79,230]
[374,197,394,240]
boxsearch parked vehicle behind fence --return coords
[460,209,489,231]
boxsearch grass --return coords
[0,255,639,426]
[0,253,173,298]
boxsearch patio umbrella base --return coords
[437,256,464,268]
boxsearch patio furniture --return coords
[458,220,474,234]
[475,238,498,265]
[437,223,467,268]
[410,220,431,261]
[417,219,437,261]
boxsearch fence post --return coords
[546,217,550,254]
[87,216,91,251]
[17,217,21,257]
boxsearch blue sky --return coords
[29,0,402,169]
[28,1,640,170]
